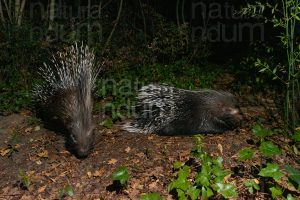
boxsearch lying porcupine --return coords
[124,84,243,135]
[33,43,101,158]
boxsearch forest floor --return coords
[0,79,300,199]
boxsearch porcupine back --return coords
[124,84,242,135]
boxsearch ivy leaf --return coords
[112,166,129,185]
[259,163,284,181]
[269,186,283,199]
[173,161,185,170]
[201,186,214,200]
[238,148,255,161]
[140,192,164,200]
[214,183,237,198]
[244,179,260,194]
[168,166,190,192]
[252,124,273,138]
[285,165,300,190]
[287,193,296,200]
[187,186,201,200]
[259,141,281,157]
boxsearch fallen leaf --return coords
[93,168,105,177]
[148,136,154,140]
[217,143,223,155]
[108,158,117,165]
[38,150,48,158]
[0,147,10,156]
[38,186,46,193]
[125,147,131,153]
[87,171,92,178]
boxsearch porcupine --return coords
[33,43,101,158]
[124,84,243,135]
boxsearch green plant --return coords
[167,136,237,200]
[18,169,31,190]
[112,166,130,186]
[140,192,164,200]
[244,179,260,194]
[58,185,74,198]
[241,1,300,130]
[238,148,255,161]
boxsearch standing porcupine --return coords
[33,43,101,158]
[124,84,243,135]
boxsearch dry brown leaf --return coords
[0,147,10,156]
[38,150,48,158]
[87,171,92,178]
[125,146,131,153]
[93,168,105,177]
[148,136,154,140]
[217,143,223,155]
[108,158,117,165]
[38,185,47,193]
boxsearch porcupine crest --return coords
[33,43,101,157]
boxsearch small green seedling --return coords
[140,192,164,200]
[59,185,74,198]
[112,166,130,186]
[18,169,31,190]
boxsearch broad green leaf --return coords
[214,183,237,198]
[187,186,201,200]
[173,161,184,170]
[168,166,190,192]
[177,189,187,200]
[244,179,260,194]
[100,118,113,128]
[259,163,284,181]
[269,186,282,199]
[252,124,273,138]
[195,171,210,187]
[140,192,164,200]
[285,165,300,190]
[292,130,300,142]
[201,186,213,200]
[238,148,255,161]
[213,157,223,168]
[287,193,296,200]
[112,166,130,185]
[259,141,281,156]
[64,185,74,196]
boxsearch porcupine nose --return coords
[76,147,89,158]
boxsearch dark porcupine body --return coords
[34,43,100,158]
[124,84,243,135]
